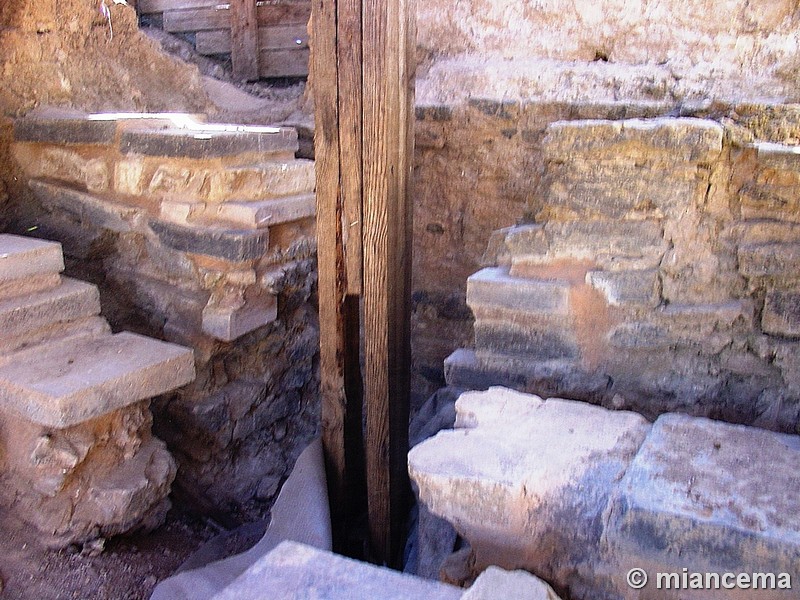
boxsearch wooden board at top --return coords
[163,1,310,33]
[258,48,310,77]
[196,24,308,54]
[138,0,218,14]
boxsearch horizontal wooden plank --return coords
[138,0,218,14]
[196,24,308,54]
[163,6,229,31]
[162,1,310,32]
[258,48,309,77]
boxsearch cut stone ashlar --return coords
[0,331,195,428]
[0,234,64,283]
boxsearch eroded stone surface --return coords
[212,541,463,600]
[0,331,195,428]
[607,413,800,593]
[409,387,650,589]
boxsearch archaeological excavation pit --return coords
[2,0,800,598]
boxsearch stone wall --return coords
[445,117,800,433]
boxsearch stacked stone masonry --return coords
[9,111,319,517]
[0,233,195,546]
[445,116,800,433]
[409,387,800,599]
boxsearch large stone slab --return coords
[149,219,270,262]
[120,125,298,158]
[467,267,570,315]
[762,289,800,337]
[607,413,800,586]
[409,387,650,590]
[14,115,117,145]
[543,118,724,164]
[0,277,100,339]
[0,331,195,428]
[212,541,462,600]
[0,234,64,283]
[29,179,140,233]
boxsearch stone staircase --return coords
[0,233,194,546]
[9,108,320,519]
[446,116,800,432]
[12,109,316,342]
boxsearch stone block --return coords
[161,195,316,229]
[506,221,667,271]
[211,541,462,600]
[474,320,578,361]
[763,289,800,337]
[202,296,278,341]
[543,118,724,164]
[211,195,316,228]
[29,179,140,232]
[72,436,176,541]
[209,160,316,202]
[587,269,660,307]
[0,273,61,301]
[409,388,650,586]
[0,234,64,283]
[607,413,800,578]
[14,116,117,145]
[463,567,562,600]
[0,332,195,428]
[752,141,800,171]
[149,220,270,262]
[0,277,100,340]
[0,315,110,360]
[467,267,570,315]
[545,160,701,219]
[738,243,800,278]
[13,145,110,193]
[120,126,298,158]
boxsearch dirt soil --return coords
[0,507,218,600]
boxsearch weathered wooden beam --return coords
[311,0,357,555]
[195,24,309,54]
[362,0,415,567]
[229,0,259,80]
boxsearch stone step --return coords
[160,193,316,229]
[504,221,668,272]
[0,331,195,428]
[148,219,270,263]
[0,315,110,358]
[115,158,315,203]
[29,179,141,233]
[0,277,100,340]
[0,234,64,284]
[467,267,570,315]
[212,541,463,600]
[14,111,118,146]
[119,124,298,159]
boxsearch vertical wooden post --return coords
[312,0,414,567]
[230,0,259,81]
[362,0,415,566]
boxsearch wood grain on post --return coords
[230,0,259,80]
[362,0,415,567]
[310,0,350,552]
